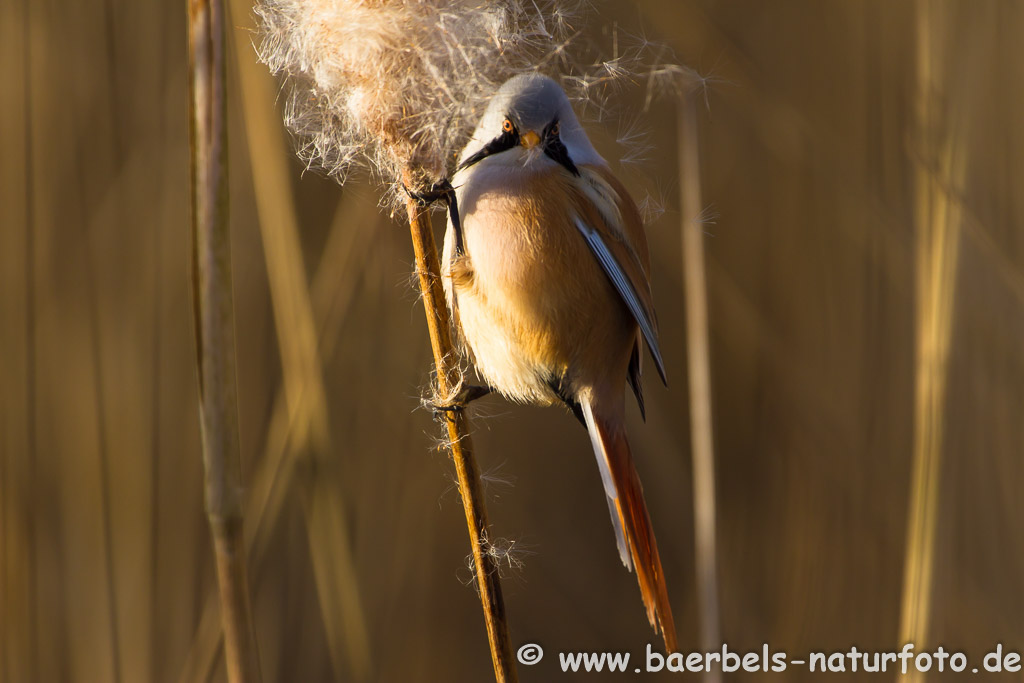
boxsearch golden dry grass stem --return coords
[229,0,329,457]
[677,93,721,681]
[178,194,375,683]
[187,0,262,681]
[227,2,372,677]
[148,112,164,683]
[898,3,966,680]
[84,195,123,683]
[8,0,39,677]
[403,181,518,683]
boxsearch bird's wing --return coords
[570,165,667,385]
[627,337,646,421]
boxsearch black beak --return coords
[457,127,520,172]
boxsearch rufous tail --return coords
[582,401,677,653]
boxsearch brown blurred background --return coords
[2,0,1023,681]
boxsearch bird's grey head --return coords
[457,73,603,176]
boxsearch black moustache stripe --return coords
[457,117,579,177]
[544,138,579,177]
[458,128,520,171]
[543,118,579,177]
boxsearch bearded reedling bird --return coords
[441,73,677,651]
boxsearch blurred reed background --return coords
[2,0,1023,681]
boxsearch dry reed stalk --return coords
[677,92,721,681]
[229,4,330,458]
[6,1,40,677]
[228,3,372,676]
[177,195,375,683]
[297,476,371,681]
[148,210,162,683]
[404,183,518,682]
[187,0,262,680]
[23,0,38,676]
[148,20,172,680]
[898,2,966,679]
[83,196,123,683]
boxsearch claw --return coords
[430,384,492,415]
[403,178,455,206]
[402,178,466,258]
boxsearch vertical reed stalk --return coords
[149,10,174,679]
[177,195,375,683]
[187,0,261,680]
[148,215,162,683]
[403,178,517,683]
[84,213,122,683]
[20,0,39,676]
[228,2,371,676]
[899,3,965,679]
[678,93,721,679]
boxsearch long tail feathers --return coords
[582,401,677,653]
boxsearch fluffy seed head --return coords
[257,0,581,193]
[256,0,704,204]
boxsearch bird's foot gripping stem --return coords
[404,178,455,206]
[429,384,492,416]
[403,178,466,257]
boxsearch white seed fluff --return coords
[257,0,583,193]
[256,0,703,204]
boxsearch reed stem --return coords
[22,0,39,676]
[678,93,721,680]
[227,5,371,676]
[402,174,518,683]
[898,3,965,679]
[187,0,262,680]
[176,194,375,683]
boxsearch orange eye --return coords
[550,122,559,136]
[502,118,514,133]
